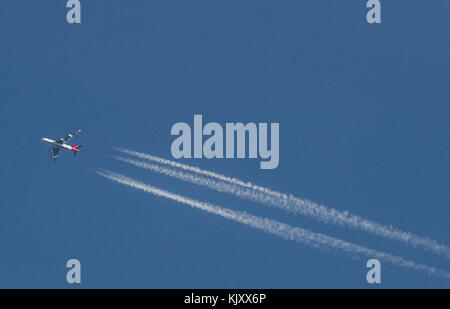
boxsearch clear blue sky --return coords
[0,0,449,288]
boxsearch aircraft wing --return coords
[59,129,82,143]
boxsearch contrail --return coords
[113,155,285,207]
[115,147,450,260]
[96,169,450,279]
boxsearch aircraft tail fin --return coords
[72,145,83,156]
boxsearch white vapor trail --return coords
[96,169,450,279]
[113,155,287,207]
[115,147,450,260]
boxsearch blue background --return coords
[0,0,449,288]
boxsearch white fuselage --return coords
[41,138,73,150]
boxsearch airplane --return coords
[41,129,83,161]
